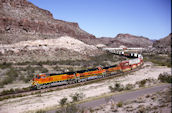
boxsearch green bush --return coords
[158,72,172,83]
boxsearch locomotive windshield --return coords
[35,75,41,79]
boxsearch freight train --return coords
[32,52,143,89]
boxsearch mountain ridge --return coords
[0,0,96,44]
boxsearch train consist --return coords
[32,52,143,89]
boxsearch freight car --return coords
[32,52,143,89]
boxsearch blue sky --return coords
[28,0,171,40]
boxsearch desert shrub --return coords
[1,88,15,95]
[158,72,172,83]
[0,62,12,69]
[56,104,83,113]
[2,68,19,85]
[0,82,4,88]
[117,101,123,107]
[24,73,34,83]
[19,75,25,81]
[70,92,85,102]
[137,106,147,113]
[26,65,35,74]
[125,84,134,90]
[59,97,68,107]
[16,61,30,65]
[54,65,60,71]
[35,110,46,113]
[40,68,48,73]
[6,68,18,78]
[138,79,147,87]
[109,83,124,92]
[2,76,13,85]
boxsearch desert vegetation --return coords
[158,72,172,83]
[108,78,158,93]
[55,92,85,113]
[90,87,171,113]
[143,54,171,67]
[0,52,124,88]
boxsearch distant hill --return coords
[97,33,153,48]
[152,33,171,54]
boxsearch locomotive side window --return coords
[36,75,41,79]
[41,76,45,79]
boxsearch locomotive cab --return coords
[32,74,46,88]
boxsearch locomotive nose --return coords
[32,78,36,85]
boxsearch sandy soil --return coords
[0,62,171,113]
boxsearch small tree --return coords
[139,79,147,87]
[59,97,68,107]
[109,83,124,92]
[125,84,134,90]
[71,92,85,102]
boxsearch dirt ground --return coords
[0,62,171,113]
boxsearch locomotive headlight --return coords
[32,81,38,85]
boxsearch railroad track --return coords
[0,63,144,100]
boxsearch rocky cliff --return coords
[0,0,96,44]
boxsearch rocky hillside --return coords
[97,34,153,48]
[0,0,96,44]
[0,36,103,63]
[152,33,171,54]
[0,0,105,63]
